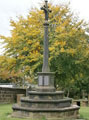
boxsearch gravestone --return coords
[88,94,89,105]
[12,0,80,119]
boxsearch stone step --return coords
[28,91,64,100]
[12,104,79,112]
[21,97,71,103]
[12,104,80,119]
[20,97,72,108]
[28,91,64,95]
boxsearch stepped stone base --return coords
[12,90,80,119]
[28,91,64,100]
[12,105,79,119]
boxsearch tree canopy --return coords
[0,3,89,97]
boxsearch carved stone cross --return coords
[41,0,51,21]
[41,0,51,73]
[37,0,55,92]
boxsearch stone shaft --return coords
[42,22,50,72]
[38,0,54,91]
[42,0,50,72]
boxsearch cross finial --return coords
[41,0,51,21]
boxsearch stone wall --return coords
[73,99,88,107]
[0,87,26,103]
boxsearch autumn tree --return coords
[0,3,89,97]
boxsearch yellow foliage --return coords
[23,47,28,51]
[60,48,65,53]
[59,41,66,47]
[66,49,76,56]
[0,3,88,84]
[54,41,60,46]
[49,47,55,51]
[27,40,32,44]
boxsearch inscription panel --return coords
[38,76,43,86]
[44,76,49,86]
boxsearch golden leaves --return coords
[0,3,88,84]
[66,49,76,56]
[27,40,32,45]
[59,41,66,47]
[60,48,65,53]
[49,47,55,51]
[23,47,29,51]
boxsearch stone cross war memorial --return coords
[12,0,80,119]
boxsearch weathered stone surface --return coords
[0,87,26,103]
[28,91,64,100]
[36,86,55,92]
[12,90,80,119]
[37,72,55,92]
[12,104,79,119]
[73,99,88,107]
[20,97,72,108]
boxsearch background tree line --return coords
[0,3,89,98]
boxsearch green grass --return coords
[0,104,26,120]
[0,104,45,120]
[0,104,89,120]
[79,107,89,120]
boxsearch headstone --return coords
[88,94,89,105]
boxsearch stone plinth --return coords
[12,66,79,120]
[12,90,80,119]
[37,72,55,92]
[12,105,79,119]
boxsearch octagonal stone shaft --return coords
[41,0,51,72]
[42,21,50,72]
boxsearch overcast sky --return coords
[0,0,89,54]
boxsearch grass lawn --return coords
[80,107,89,120]
[0,104,89,120]
[0,104,44,120]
